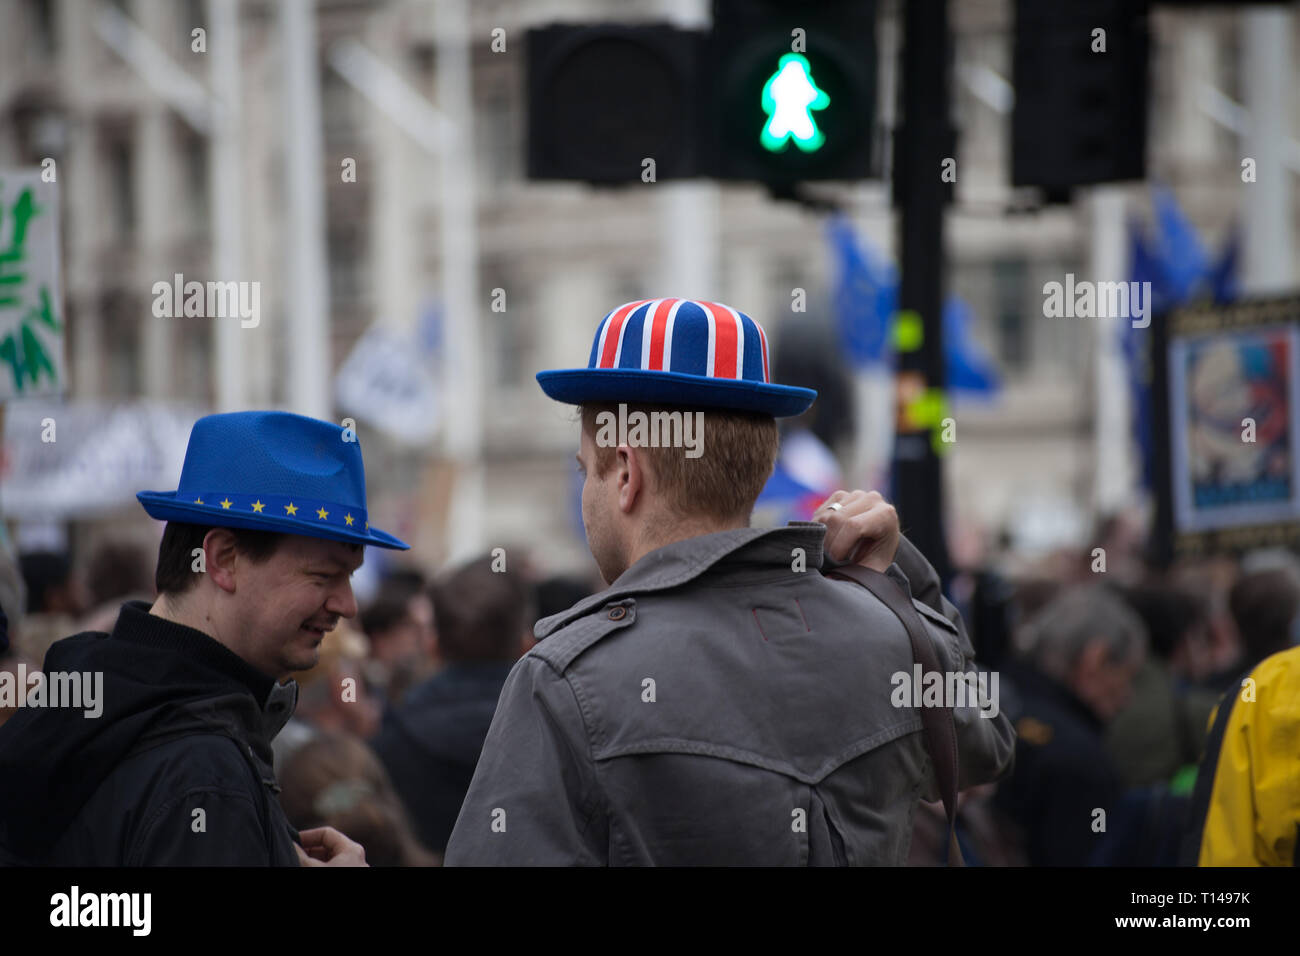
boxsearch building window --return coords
[477,89,521,188]
[176,319,212,403]
[328,218,366,311]
[484,272,531,388]
[26,0,56,56]
[180,0,204,51]
[101,289,141,397]
[176,120,209,236]
[321,62,357,150]
[102,127,136,238]
[993,258,1028,371]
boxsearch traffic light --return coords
[1011,0,1150,193]
[526,24,705,182]
[706,0,877,183]
[524,2,878,186]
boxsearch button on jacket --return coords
[445,525,1016,865]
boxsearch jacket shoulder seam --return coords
[530,608,636,673]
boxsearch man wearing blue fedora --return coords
[0,411,408,866]
[446,298,1015,865]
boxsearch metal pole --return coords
[280,0,331,418]
[660,0,717,299]
[891,0,952,583]
[1090,187,1130,514]
[435,0,485,560]
[1241,6,1295,295]
[209,0,244,410]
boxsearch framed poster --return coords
[1152,295,1300,560]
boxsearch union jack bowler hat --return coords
[536,298,817,417]
[136,410,409,550]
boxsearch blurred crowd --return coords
[1,510,1295,866]
[912,513,1298,866]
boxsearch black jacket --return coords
[372,661,513,854]
[994,660,1122,866]
[0,601,301,866]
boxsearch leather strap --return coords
[826,564,965,866]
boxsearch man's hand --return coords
[294,826,368,867]
[812,490,901,573]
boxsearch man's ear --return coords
[204,528,241,595]
[616,444,644,514]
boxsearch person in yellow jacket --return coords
[1184,644,1300,866]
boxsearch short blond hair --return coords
[580,403,779,522]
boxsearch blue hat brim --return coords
[136,491,410,550]
[536,369,816,418]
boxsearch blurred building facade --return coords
[0,0,1295,575]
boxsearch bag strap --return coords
[825,564,965,866]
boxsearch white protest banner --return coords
[334,320,441,446]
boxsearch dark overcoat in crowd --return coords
[994,659,1123,866]
[373,660,514,854]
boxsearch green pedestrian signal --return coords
[759,54,830,153]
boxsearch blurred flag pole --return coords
[280,0,331,419]
[1241,7,1295,295]
[211,0,247,412]
[1090,187,1132,515]
[434,0,486,561]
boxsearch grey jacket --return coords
[444,524,1015,865]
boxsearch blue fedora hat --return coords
[137,411,409,550]
[536,298,816,417]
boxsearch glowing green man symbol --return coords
[760,53,830,153]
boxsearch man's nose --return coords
[326,580,359,620]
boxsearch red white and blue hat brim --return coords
[137,491,410,550]
[537,368,816,417]
[536,298,817,418]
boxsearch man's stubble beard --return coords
[586,513,627,587]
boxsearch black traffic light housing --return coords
[1011,0,1151,194]
[526,24,705,182]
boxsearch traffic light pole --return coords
[892,0,953,585]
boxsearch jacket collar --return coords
[536,522,828,639]
[114,600,297,739]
